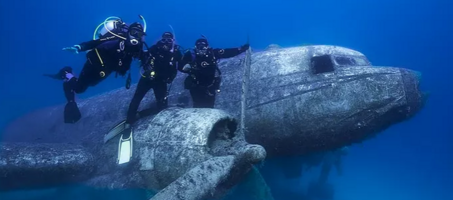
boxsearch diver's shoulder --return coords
[182,47,193,54]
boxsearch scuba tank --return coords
[92,15,148,89]
[93,17,126,40]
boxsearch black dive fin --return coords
[64,102,81,123]
[43,73,63,80]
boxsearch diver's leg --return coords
[207,93,216,108]
[207,76,221,108]
[185,76,201,107]
[62,73,81,124]
[62,62,102,97]
[194,87,215,108]
[59,64,89,124]
[61,62,104,123]
[126,77,153,124]
[72,62,106,94]
[153,81,168,111]
[205,93,216,108]
[189,88,205,108]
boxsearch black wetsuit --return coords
[63,36,139,103]
[125,44,182,124]
[178,45,248,108]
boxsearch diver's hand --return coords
[182,64,192,73]
[62,45,81,54]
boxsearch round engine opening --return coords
[207,118,237,153]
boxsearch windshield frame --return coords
[332,55,371,67]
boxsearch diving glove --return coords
[182,64,192,73]
[62,45,81,54]
[64,101,81,123]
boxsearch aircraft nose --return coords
[400,68,426,116]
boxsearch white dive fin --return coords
[104,120,127,143]
[117,128,133,165]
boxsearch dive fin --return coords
[64,102,81,124]
[43,73,63,80]
[104,107,160,144]
[117,127,133,165]
[104,120,127,143]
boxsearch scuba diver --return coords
[178,36,249,108]
[44,16,147,124]
[103,31,182,165]
[125,31,183,126]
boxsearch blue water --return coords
[1,0,452,199]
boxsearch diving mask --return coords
[160,38,174,44]
[160,38,174,51]
[130,28,144,38]
[127,23,145,46]
[195,41,209,55]
[159,32,175,51]
[160,32,174,44]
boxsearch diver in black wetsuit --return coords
[178,37,249,108]
[45,18,146,124]
[125,32,182,125]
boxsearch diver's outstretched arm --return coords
[214,44,249,59]
[62,35,121,53]
[77,35,120,51]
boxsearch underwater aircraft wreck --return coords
[0,45,426,200]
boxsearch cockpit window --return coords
[354,56,370,66]
[334,55,370,66]
[310,54,371,74]
[335,56,356,65]
[311,55,335,74]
